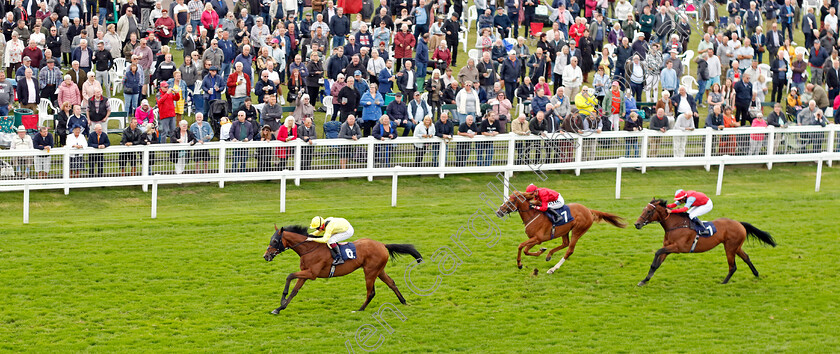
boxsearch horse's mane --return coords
[282,225,310,235]
[652,198,668,207]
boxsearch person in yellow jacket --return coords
[574,87,598,117]
[308,216,355,265]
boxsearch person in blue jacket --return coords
[359,83,384,137]
[415,33,429,80]
[378,59,395,95]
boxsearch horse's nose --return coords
[634,223,642,230]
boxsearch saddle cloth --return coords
[337,242,357,260]
[694,221,717,237]
[547,204,574,227]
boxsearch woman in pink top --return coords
[749,113,768,155]
[56,75,81,109]
[200,3,219,40]
[135,100,155,125]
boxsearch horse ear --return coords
[274,223,278,231]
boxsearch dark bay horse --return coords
[496,191,627,273]
[263,225,422,313]
[634,198,777,286]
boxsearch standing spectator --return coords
[673,113,695,158]
[297,117,317,171]
[66,125,87,178]
[809,41,829,86]
[456,115,478,167]
[563,57,583,99]
[157,82,181,143]
[54,102,72,147]
[170,119,197,174]
[500,51,522,103]
[292,94,315,126]
[17,67,40,112]
[0,71,15,116]
[733,73,755,126]
[601,82,624,131]
[120,120,144,176]
[337,115,361,169]
[87,89,111,131]
[68,104,89,137]
[261,94,283,131]
[132,39,154,98]
[478,113,501,166]
[386,92,413,136]
[154,9,176,46]
[412,115,436,167]
[624,112,643,157]
[372,115,397,167]
[649,108,669,157]
[10,126,33,178]
[425,69,445,120]
[39,59,62,104]
[32,126,54,178]
[226,62,252,112]
[200,3,219,40]
[275,116,297,170]
[748,113,768,155]
[336,76,360,122]
[304,52,323,105]
[92,41,113,96]
[123,64,143,117]
[228,111,255,171]
[360,83,384,136]
[87,123,110,177]
[393,24,415,73]
[329,7,350,48]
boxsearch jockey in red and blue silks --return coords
[667,189,714,235]
[525,184,565,224]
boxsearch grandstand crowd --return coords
[2,0,838,177]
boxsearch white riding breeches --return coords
[688,200,713,220]
[547,195,565,209]
[327,226,354,245]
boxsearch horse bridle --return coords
[500,198,543,228]
[637,203,665,227]
[266,229,311,257]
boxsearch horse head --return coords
[495,191,534,217]
[264,224,285,261]
[635,198,668,229]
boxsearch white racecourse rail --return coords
[1,126,838,200]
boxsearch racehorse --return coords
[263,225,422,313]
[495,191,627,273]
[634,198,777,286]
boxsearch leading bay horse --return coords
[634,198,777,286]
[496,191,627,273]
[263,225,423,313]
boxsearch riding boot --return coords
[692,217,708,236]
[329,244,344,265]
[546,209,562,225]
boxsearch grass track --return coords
[0,163,838,352]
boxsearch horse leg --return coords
[721,247,738,284]
[378,271,407,305]
[637,248,672,286]
[545,234,570,261]
[517,237,539,269]
[523,239,546,256]
[547,231,585,274]
[736,248,760,277]
[273,270,314,314]
[358,270,379,311]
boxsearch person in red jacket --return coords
[667,189,714,236]
[525,183,566,225]
[226,62,252,112]
[393,24,416,73]
[157,81,182,143]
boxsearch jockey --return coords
[308,216,355,265]
[525,184,566,225]
[667,189,714,236]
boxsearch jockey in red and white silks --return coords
[667,189,714,235]
[525,184,565,223]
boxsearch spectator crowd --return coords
[1,0,837,177]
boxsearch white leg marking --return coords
[546,258,566,274]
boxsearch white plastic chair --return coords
[110,57,127,95]
[459,27,469,52]
[37,98,54,128]
[468,49,481,63]
[679,49,694,74]
[107,97,126,132]
[322,96,334,124]
[467,5,477,32]
[681,76,699,96]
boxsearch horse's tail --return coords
[385,244,423,263]
[590,209,628,228]
[741,222,777,247]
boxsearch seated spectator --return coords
[87,123,110,177]
[372,115,398,167]
[413,115,436,167]
[66,125,88,178]
[456,115,479,167]
[171,120,197,174]
[190,113,214,173]
[386,93,414,136]
[338,114,362,169]
[10,125,34,178]
[120,120,144,176]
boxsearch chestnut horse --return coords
[496,191,627,273]
[263,225,422,313]
[634,198,776,286]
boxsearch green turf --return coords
[0,163,838,352]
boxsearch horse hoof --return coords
[271,309,280,315]
[540,248,547,252]
[546,269,554,274]
[545,256,552,261]
[517,264,523,270]
[637,281,647,286]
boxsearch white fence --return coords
[2,125,838,223]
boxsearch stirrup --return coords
[332,257,345,265]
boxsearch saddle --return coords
[328,242,357,278]
[689,220,716,253]
[545,205,574,240]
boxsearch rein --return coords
[523,212,541,228]
[269,229,318,256]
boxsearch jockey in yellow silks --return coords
[309,216,355,265]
